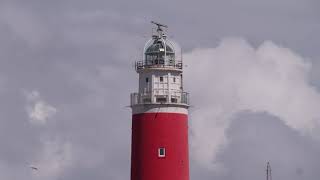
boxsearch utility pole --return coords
[266,162,272,180]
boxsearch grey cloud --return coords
[0,0,319,180]
[185,38,320,170]
[219,112,320,180]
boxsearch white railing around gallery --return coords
[135,60,183,71]
[130,91,189,106]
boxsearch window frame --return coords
[158,147,166,158]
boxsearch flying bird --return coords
[30,166,39,171]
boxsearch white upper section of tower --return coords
[130,22,189,108]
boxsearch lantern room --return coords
[144,33,175,67]
[135,21,182,71]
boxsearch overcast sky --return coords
[0,0,319,180]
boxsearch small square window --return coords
[158,147,165,157]
[146,77,149,83]
[160,77,163,82]
[171,98,177,103]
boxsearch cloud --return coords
[184,38,320,170]
[0,2,50,48]
[25,90,57,125]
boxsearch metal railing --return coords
[135,60,183,71]
[130,91,189,106]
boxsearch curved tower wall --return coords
[131,106,189,180]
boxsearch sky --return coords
[0,0,319,180]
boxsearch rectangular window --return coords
[158,147,166,157]
[160,76,163,82]
[173,77,176,83]
[146,77,149,83]
[156,97,167,103]
[143,98,151,103]
[171,98,177,103]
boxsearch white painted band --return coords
[132,106,188,115]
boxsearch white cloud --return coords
[184,38,320,170]
[25,90,57,125]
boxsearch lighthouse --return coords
[130,22,190,180]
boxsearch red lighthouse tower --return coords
[130,22,190,180]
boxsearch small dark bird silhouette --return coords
[30,166,38,171]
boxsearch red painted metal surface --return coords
[131,112,189,180]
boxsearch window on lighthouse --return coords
[158,147,166,157]
[160,76,163,82]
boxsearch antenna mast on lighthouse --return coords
[151,21,168,30]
